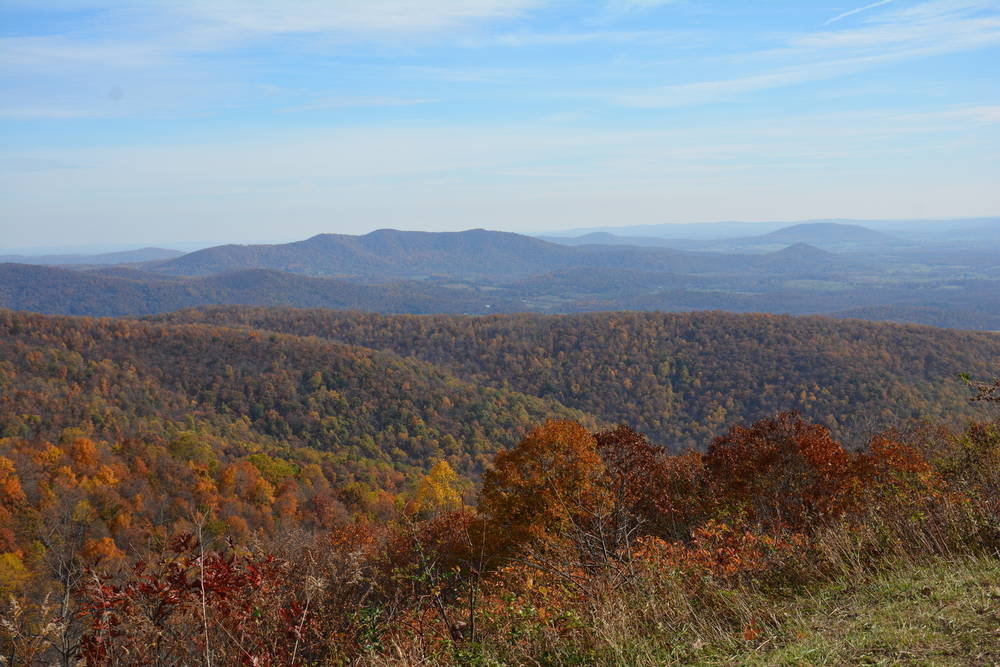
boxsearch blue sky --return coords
[1,0,999,249]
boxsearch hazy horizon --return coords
[1,214,997,256]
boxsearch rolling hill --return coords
[0,263,517,316]
[759,222,897,246]
[153,307,1000,450]
[0,309,588,480]
[687,222,906,253]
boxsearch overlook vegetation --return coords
[0,306,998,663]
[1,395,998,663]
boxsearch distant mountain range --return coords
[543,216,1000,243]
[149,229,588,279]
[1,221,999,331]
[0,247,182,266]
[150,228,767,280]
[536,232,679,248]
[761,222,892,244]
[146,227,877,280]
[542,222,906,254]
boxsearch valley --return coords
[2,219,1000,330]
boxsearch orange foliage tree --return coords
[704,412,859,530]
[479,421,607,547]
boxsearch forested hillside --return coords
[0,263,513,316]
[156,307,1000,449]
[0,310,587,482]
[0,309,591,619]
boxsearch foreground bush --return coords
[2,411,999,664]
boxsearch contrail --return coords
[824,0,896,25]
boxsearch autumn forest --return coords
[0,306,998,664]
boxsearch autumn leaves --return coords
[3,409,999,663]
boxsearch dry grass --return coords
[704,555,1000,666]
[415,555,1000,666]
[376,494,1000,666]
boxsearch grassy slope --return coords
[708,557,1000,666]
[552,557,1000,666]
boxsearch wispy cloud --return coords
[617,0,1000,108]
[463,28,685,48]
[280,97,438,113]
[891,104,1000,125]
[604,0,680,12]
[0,1,551,79]
[0,156,82,172]
[176,0,545,37]
[0,36,172,72]
[825,0,896,25]
[618,68,820,108]
[0,106,115,119]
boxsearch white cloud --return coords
[0,106,115,119]
[175,0,544,37]
[0,0,550,80]
[889,104,1000,125]
[604,0,680,11]
[796,15,1000,51]
[0,36,171,71]
[825,0,896,25]
[279,97,437,112]
[616,0,1000,108]
[463,28,684,48]
[4,0,546,35]
[618,68,821,108]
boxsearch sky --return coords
[1,0,999,250]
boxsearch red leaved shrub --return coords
[704,413,859,531]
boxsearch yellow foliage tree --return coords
[408,460,463,517]
[0,552,29,594]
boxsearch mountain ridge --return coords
[152,306,1000,450]
[152,228,586,279]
